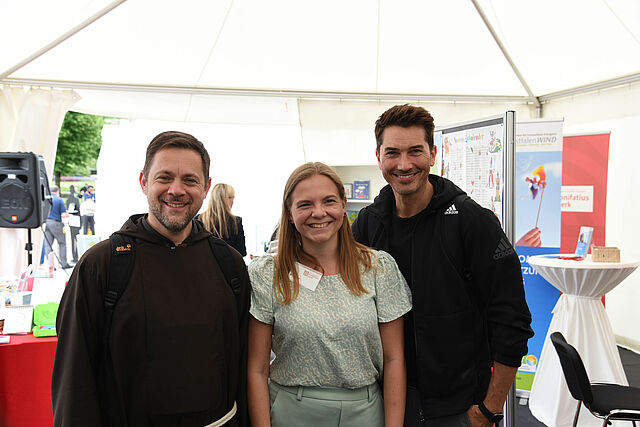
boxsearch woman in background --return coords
[200,183,247,256]
[247,162,411,427]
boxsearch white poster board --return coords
[434,113,515,228]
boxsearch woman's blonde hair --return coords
[274,162,373,305]
[200,183,237,238]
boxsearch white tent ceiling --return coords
[2,0,640,121]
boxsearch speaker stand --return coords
[25,229,33,266]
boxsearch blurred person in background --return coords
[200,183,247,256]
[80,190,96,235]
[83,185,95,201]
[65,184,82,263]
[44,185,71,269]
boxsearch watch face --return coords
[493,414,504,423]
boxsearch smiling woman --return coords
[246,162,413,427]
[275,162,370,302]
[288,174,346,257]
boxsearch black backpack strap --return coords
[207,235,241,295]
[102,233,136,361]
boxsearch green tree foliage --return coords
[55,112,105,177]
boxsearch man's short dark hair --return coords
[143,131,210,179]
[374,104,435,152]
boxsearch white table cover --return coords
[528,254,639,427]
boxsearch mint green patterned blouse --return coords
[248,249,412,389]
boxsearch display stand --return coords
[25,229,33,266]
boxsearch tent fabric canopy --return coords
[0,87,78,277]
[2,0,640,122]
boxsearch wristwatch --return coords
[478,401,504,424]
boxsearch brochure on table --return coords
[574,226,593,259]
[2,305,34,334]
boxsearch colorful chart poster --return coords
[439,122,505,222]
[514,119,563,396]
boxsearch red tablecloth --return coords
[0,334,57,427]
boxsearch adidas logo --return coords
[444,204,458,215]
[493,238,515,260]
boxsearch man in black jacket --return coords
[352,105,533,427]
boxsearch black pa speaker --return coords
[0,152,52,229]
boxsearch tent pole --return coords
[502,110,518,427]
[539,71,640,102]
[0,77,534,104]
[470,0,541,110]
[0,0,128,80]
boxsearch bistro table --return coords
[528,254,639,427]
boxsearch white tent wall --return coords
[0,86,77,277]
[543,81,640,350]
[298,99,537,166]
[97,119,305,256]
[72,91,301,126]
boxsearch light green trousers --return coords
[269,381,384,427]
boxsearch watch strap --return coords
[478,401,503,423]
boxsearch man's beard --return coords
[148,197,199,232]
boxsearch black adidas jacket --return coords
[352,175,533,419]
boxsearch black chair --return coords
[550,332,640,427]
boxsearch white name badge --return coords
[295,262,322,291]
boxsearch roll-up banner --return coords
[514,119,563,397]
[560,133,610,254]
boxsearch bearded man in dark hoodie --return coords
[352,105,533,427]
[52,131,250,427]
